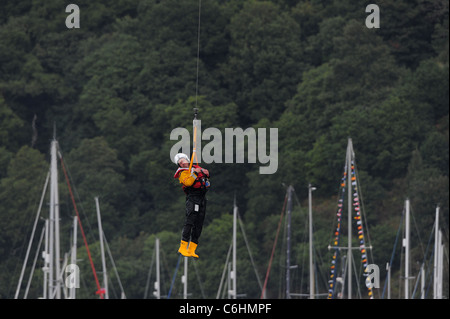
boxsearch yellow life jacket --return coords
[177,169,197,187]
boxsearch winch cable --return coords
[189,0,201,172]
[188,108,200,172]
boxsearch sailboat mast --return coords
[49,139,61,299]
[95,197,108,299]
[386,262,391,299]
[437,230,443,299]
[231,196,237,299]
[346,139,353,299]
[404,199,410,299]
[70,216,78,299]
[308,184,316,299]
[420,265,425,299]
[433,206,440,298]
[183,256,188,299]
[43,219,49,298]
[54,143,61,299]
[285,185,293,299]
[154,237,161,299]
[48,144,54,298]
[328,138,373,299]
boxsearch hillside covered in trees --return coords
[1,0,448,299]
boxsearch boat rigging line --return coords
[60,152,104,298]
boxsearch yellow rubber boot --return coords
[178,240,190,257]
[187,242,199,258]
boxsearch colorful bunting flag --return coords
[328,160,373,299]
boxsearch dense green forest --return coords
[1,0,448,299]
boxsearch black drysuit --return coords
[175,165,210,245]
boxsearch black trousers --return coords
[182,195,207,244]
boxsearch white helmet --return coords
[174,153,190,165]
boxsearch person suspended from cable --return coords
[173,109,210,258]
